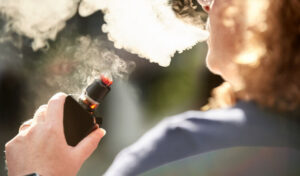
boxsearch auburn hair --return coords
[235,0,300,112]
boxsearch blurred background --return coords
[0,2,299,176]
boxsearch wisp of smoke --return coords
[79,0,209,67]
[0,0,79,50]
[43,36,135,96]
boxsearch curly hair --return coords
[235,0,300,112]
[170,0,207,27]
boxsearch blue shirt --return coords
[104,101,300,175]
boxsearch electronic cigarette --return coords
[63,75,112,146]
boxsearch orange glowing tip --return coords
[90,104,97,110]
[101,75,113,86]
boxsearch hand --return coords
[5,93,106,176]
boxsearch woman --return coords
[5,0,300,175]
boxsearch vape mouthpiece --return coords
[85,78,111,104]
[101,75,113,87]
[79,77,112,113]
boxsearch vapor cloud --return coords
[79,0,209,66]
[0,0,209,67]
[0,0,80,50]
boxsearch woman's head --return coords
[198,0,300,111]
[201,0,268,85]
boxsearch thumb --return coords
[74,127,106,161]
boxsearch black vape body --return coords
[63,95,100,146]
[63,78,110,146]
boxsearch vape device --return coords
[63,76,112,146]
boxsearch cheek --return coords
[206,0,246,73]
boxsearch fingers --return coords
[33,104,48,123]
[73,128,106,162]
[19,119,33,133]
[46,92,67,126]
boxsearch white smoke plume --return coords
[0,0,79,50]
[79,0,209,67]
[0,0,209,67]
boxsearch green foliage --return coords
[146,43,208,118]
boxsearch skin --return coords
[5,0,255,175]
[5,93,106,176]
[204,0,246,87]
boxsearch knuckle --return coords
[24,124,40,138]
[5,135,22,150]
[48,97,60,106]
[54,92,67,100]
[34,105,47,115]
[39,104,48,111]
[48,93,67,105]
[19,119,33,129]
[5,141,12,151]
[55,92,67,100]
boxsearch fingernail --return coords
[100,128,106,136]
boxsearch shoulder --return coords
[163,104,249,130]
